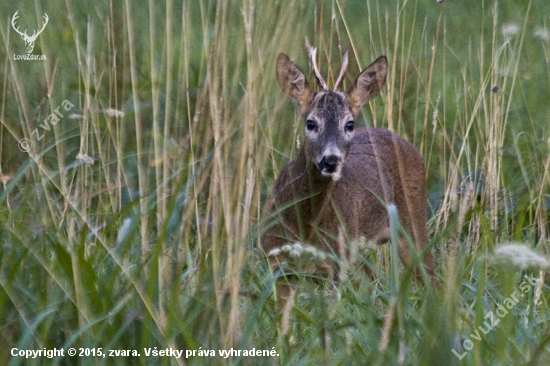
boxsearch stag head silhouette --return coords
[11,11,49,54]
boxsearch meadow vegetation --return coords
[0,0,549,364]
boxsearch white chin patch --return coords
[321,167,342,181]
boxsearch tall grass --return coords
[0,0,549,365]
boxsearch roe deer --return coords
[262,48,435,292]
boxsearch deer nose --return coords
[319,155,342,173]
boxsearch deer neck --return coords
[292,146,338,244]
[293,145,337,202]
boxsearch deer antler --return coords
[308,46,328,91]
[333,51,349,91]
[28,13,49,41]
[11,11,48,53]
[11,11,28,38]
[11,11,48,41]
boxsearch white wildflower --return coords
[502,23,520,37]
[75,154,95,165]
[292,242,304,253]
[103,109,125,118]
[534,27,550,41]
[491,243,549,270]
[267,248,281,257]
[289,249,301,258]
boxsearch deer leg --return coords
[277,284,296,335]
[397,237,437,286]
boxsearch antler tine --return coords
[308,46,328,91]
[26,13,49,41]
[41,14,49,31]
[334,51,349,92]
[11,11,28,37]
[31,13,49,39]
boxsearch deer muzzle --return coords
[319,155,343,181]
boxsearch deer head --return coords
[11,11,49,54]
[276,47,387,181]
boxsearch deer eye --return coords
[345,121,355,132]
[306,120,317,132]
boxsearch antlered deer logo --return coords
[11,11,49,54]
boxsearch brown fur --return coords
[262,52,435,285]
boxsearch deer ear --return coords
[276,53,313,114]
[346,56,387,116]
